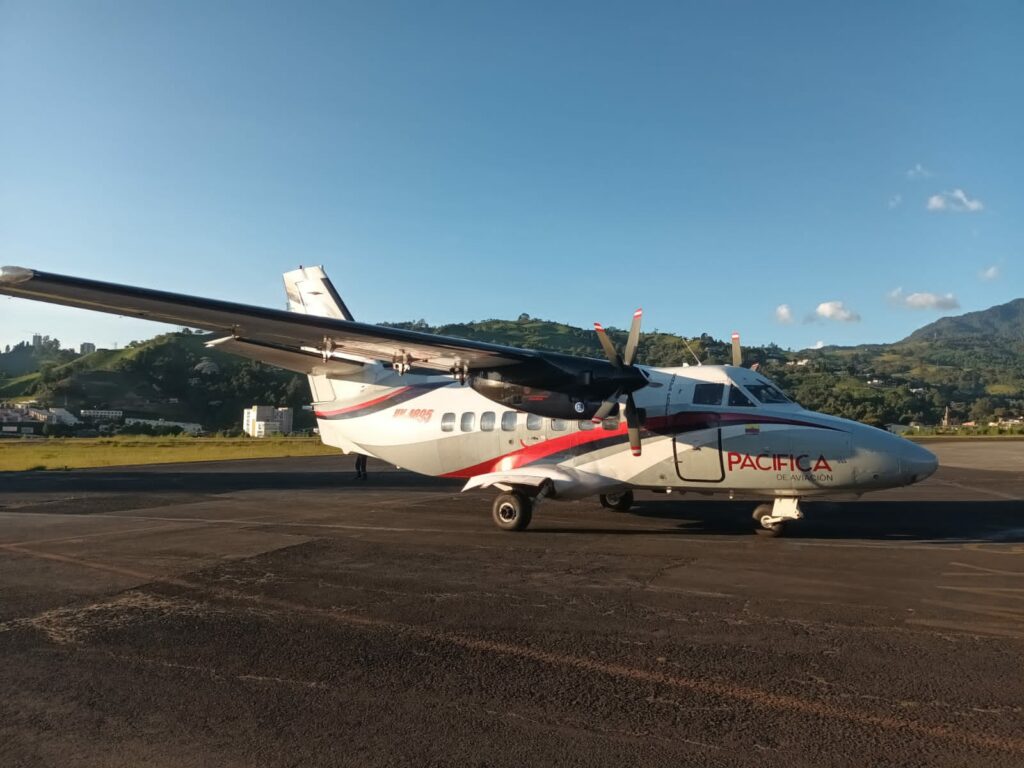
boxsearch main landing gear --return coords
[753,498,803,537]
[492,491,533,531]
[599,490,634,512]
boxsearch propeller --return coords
[593,309,645,456]
[731,331,742,367]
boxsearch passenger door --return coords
[670,379,725,483]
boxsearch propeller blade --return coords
[590,391,621,423]
[731,331,741,367]
[623,308,642,366]
[624,393,642,456]
[593,322,622,367]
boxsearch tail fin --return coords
[283,265,355,320]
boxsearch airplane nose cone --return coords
[902,442,938,484]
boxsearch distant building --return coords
[48,408,80,426]
[32,333,42,349]
[124,417,202,435]
[80,342,96,354]
[25,407,53,423]
[242,406,293,438]
[80,409,124,422]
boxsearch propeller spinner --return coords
[593,309,645,456]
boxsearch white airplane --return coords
[0,265,938,536]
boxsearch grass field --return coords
[0,436,339,472]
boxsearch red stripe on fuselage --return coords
[315,387,411,418]
[440,423,629,479]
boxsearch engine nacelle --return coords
[470,377,609,420]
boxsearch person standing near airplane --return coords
[354,453,368,480]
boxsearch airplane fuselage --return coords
[313,362,938,500]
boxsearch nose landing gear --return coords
[753,497,802,537]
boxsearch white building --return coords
[48,408,80,426]
[124,417,202,435]
[242,405,293,438]
[80,409,124,422]
[80,342,96,354]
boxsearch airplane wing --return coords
[0,266,612,386]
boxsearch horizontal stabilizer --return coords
[206,337,364,376]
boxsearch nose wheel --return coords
[753,498,802,537]
[753,504,784,537]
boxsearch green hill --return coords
[0,331,312,432]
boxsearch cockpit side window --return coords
[728,385,755,407]
[745,381,791,404]
[692,383,725,406]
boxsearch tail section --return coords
[283,265,378,456]
[283,265,356,320]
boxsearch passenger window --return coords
[728,386,755,407]
[693,383,725,405]
[460,412,476,432]
[480,411,496,431]
[441,412,456,432]
[501,412,517,431]
[526,414,543,431]
[579,420,595,431]
[602,417,619,431]
[551,419,567,431]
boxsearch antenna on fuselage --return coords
[681,337,703,366]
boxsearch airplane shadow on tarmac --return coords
[534,498,1024,543]
[3,466,1022,543]
[0,468,464,498]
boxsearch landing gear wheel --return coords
[492,492,533,531]
[600,490,634,512]
[753,503,784,537]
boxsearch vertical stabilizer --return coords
[283,266,355,320]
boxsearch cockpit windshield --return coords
[744,380,791,404]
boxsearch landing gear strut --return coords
[753,498,803,537]
[599,490,634,512]
[492,491,533,531]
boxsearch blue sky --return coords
[1,1,1021,353]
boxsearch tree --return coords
[970,397,995,423]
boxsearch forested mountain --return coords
[2,298,1021,430]
[906,298,1024,343]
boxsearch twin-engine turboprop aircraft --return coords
[0,265,938,536]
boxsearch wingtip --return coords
[0,266,33,285]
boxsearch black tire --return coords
[492,492,533,531]
[753,503,784,537]
[599,490,634,512]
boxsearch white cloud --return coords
[775,304,794,324]
[979,265,1000,281]
[815,301,860,323]
[888,287,959,311]
[906,163,931,180]
[926,189,983,212]
[888,194,902,209]
[813,340,825,349]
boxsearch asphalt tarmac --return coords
[2,441,1023,767]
